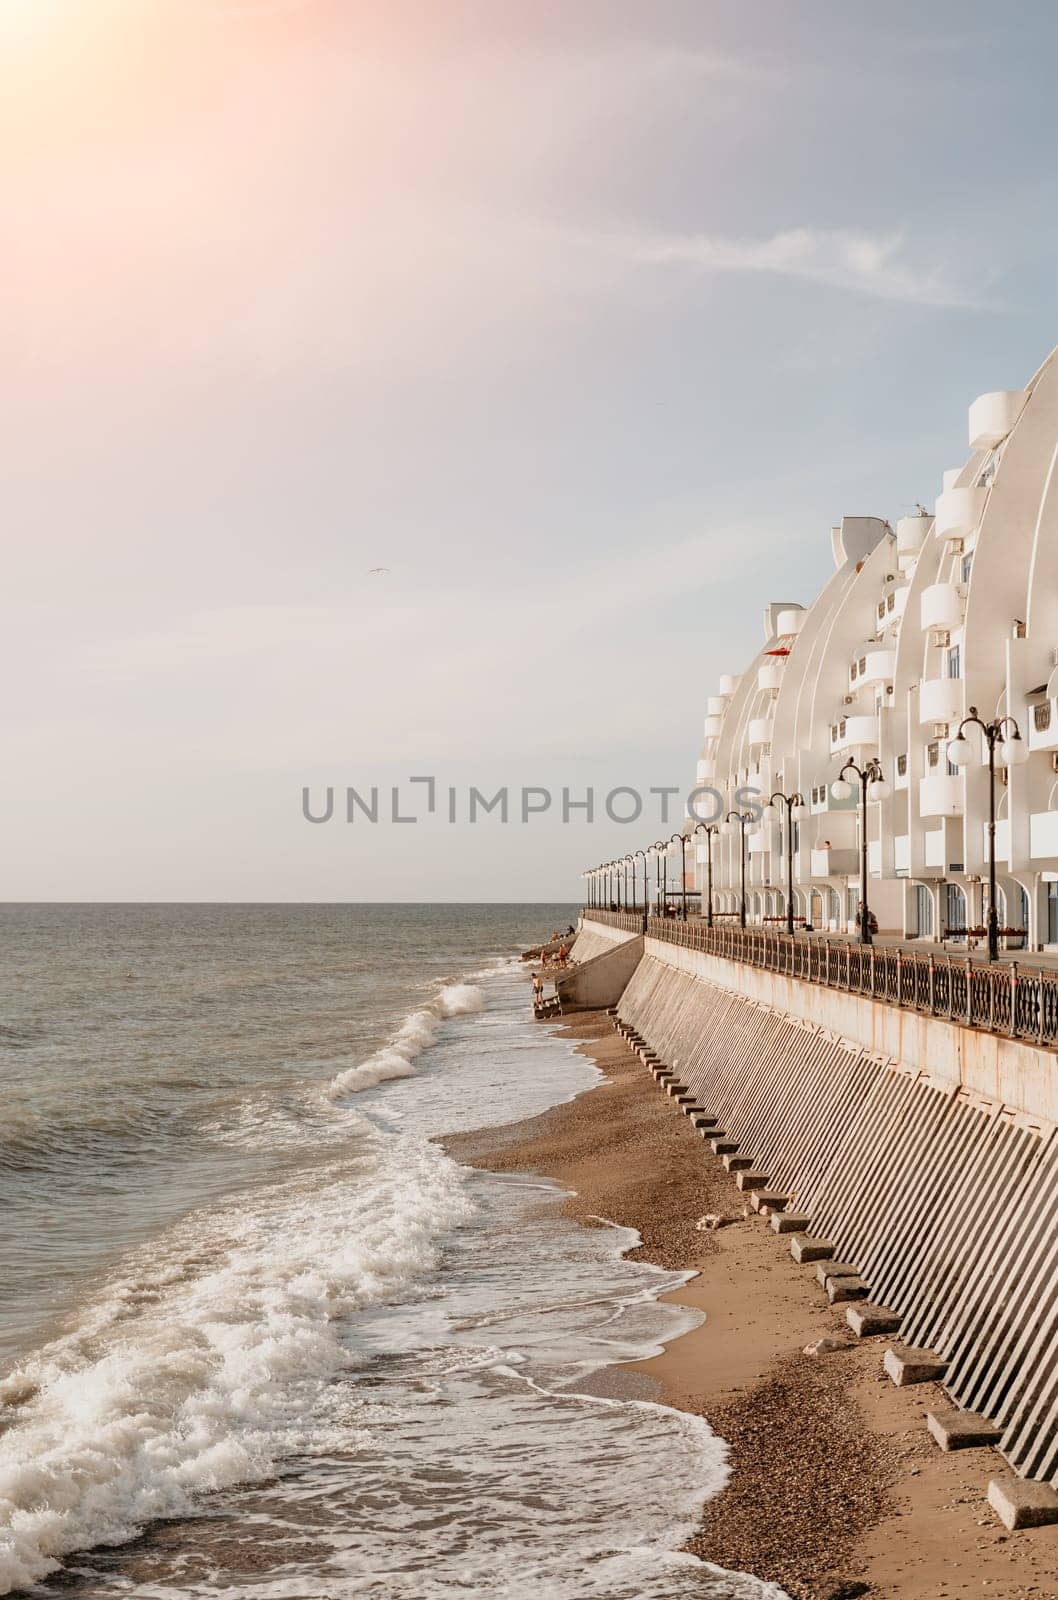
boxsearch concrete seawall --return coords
[569,919,638,965]
[581,917,1058,1491]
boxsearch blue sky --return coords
[5,0,1058,899]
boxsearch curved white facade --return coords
[690,346,1058,949]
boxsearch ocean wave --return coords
[0,1131,473,1595]
[326,982,484,1100]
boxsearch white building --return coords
[692,346,1058,952]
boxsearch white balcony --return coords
[895,834,910,873]
[1028,699,1058,751]
[969,390,1025,450]
[1030,811,1058,860]
[775,608,804,636]
[706,695,728,717]
[981,818,1011,862]
[919,774,962,817]
[758,661,784,691]
[747,716,773,747]
[747,828,768,855]
[934,485,987,541]
[924,828,945,868]
[703,714,724,738]
[920,581,964,632]
[811,847,859,879]
[695,757,716,784]
[830,714,879,754]
[918,677,962,726]
[896,513,932,559]
[718,673,740,696]
[850,647,896,689]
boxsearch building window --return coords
[946,645,961,680]
[1048,884,1058,946]
[961,553,973,584]
[946,883,966,935]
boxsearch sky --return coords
[5,0,1058,900]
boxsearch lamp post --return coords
[653,839,667,914]
[948,707,1028,962]
[631,848,649,917]
[761,791,809,936]
[669,831,689,921]
[830,760,890,946]
[693,823,719,928]
[722,811,753,929]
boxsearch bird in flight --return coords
[367,567,390,575]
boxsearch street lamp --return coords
[830,760,890,946]
[761,790,809,936]
[722,810,753,929]
[948,706,1028,962]
[631,848,649,916]
[652,839,668,913]
[669,831,689,921]
[693,822,719,928]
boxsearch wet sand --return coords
[443,1010,1058,1600]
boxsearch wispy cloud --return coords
[626,225,987,309]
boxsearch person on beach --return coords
[531,973,543,1005]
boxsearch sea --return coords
[0,904,784,1600]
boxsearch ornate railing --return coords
[580,908,646,934]
[578,913,1058,1046]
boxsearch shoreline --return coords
[443,1007,1058,1600]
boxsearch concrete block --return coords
[722,1152,754,1172]
[883,1345,948,1387]
[988,1476,1058,1530]
[790,1235,835,1263]
[691,1114,718,1129]
[735,1169,769,1192]
[827,1275,869,1304]
[675,1093,697,1107]
[927,1409,1002,1452]
[846,1303,902,1338]
[711,1139,738,1155]
[665,1082,687,1097]
[815,1260,859,1287]
[771,1212,810,1234]
[751,1191,790,1215]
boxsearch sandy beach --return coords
[443,1009,1058,1600]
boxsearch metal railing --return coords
[581,908,646,934]
[578,911,1058,1046]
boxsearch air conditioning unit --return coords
[945,538,965,555]
[930,628,951,648]
[932,722,950,739]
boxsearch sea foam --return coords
[0,1129,472,1594]
[326,981,484,1099]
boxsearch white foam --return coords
[0,1130,472,1594]
[326,982,483,1100]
